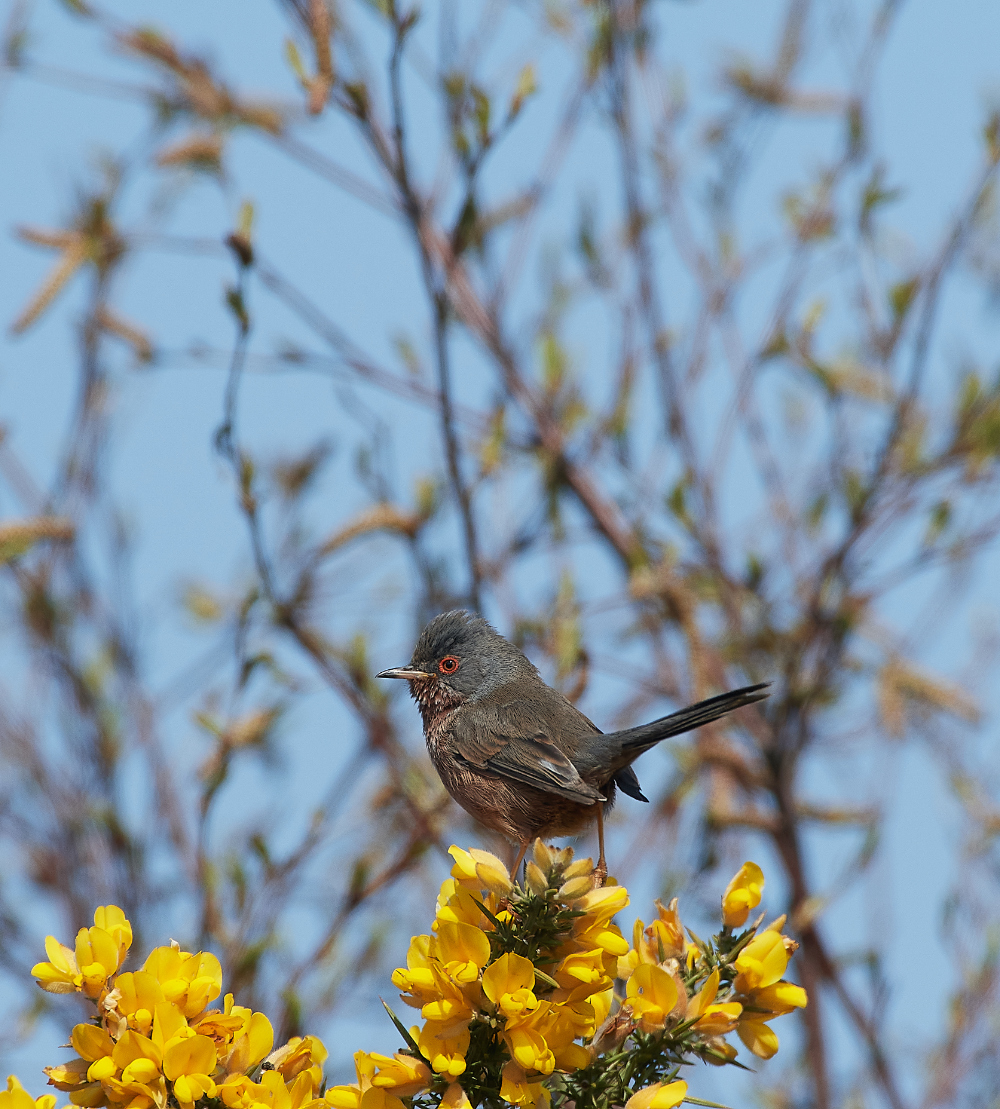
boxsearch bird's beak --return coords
[376,666,432,680]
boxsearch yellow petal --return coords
[625,965,678,1030]
[366,1052,431,1097]
[441,1084,471,1109]
[44,937,79,974]
[754,981,807,1013]
[735,930,788,991]
[244,1012,275,1069]
[144,946,185,980]
[433,921,491,971]
[120,1058,160,1085]
[499,1061,551,1109]
[447,847,479,883]
[722,861,765,928]
[325,1087,362,1109]
[116,971,166,1015]
[468,848,514,894]
[70,1024,114,1063]
[112,1029,162,1069]
[482,954,536,1005]
[174,1073,217,1108]
[93,905,133,958]
[694,1002,742,1035]
[162,1034,217,1080]
[31,958,79,993]
[737,1016,779,1059]
[417,1022,470,1078]
[625,1081,688,1109]
[359,1089,406,1109]
[85,1057,116,1082]
[42,1061,89,1091]
[67,1085,107,1107]
[574,885,629,920]
[688,968,720,1018]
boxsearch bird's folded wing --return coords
[450,704,604,805]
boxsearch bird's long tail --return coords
[605,682,769,767]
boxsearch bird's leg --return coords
[511,840,530,882]
[593,803,607,887]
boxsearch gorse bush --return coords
[15,845,804,1109]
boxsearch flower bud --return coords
[558,876,593,901]
[525,862,549,896]
[562,857,594,880]
[532,839,555,872]
[721,861,764,928]
[703,1037,738,1065]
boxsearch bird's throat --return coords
[409,677,466,733]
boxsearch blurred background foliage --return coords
[1,0,1000,1106]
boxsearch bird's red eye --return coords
[439,656,460,674]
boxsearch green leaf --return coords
[889,277,920,323]
[925,500,951,544]
[859,166,902,232]
[985,110,1000,164]
[540,332,567,394]
[471,85,490,146]
[744,553,764,590]
[284,38,308,84]
[237,200,254,239]
[533,966,560,990]
[470,896,502,929]
[381,999,422,1054]
[510,63,537,118]
[843,469,867,520]
[667,478,690,526]
[807,492,828,532]
[225,285,249,332]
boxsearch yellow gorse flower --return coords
[414,1021,470,1079]
[143,946,224,1017]
[384,846,807,1098]
[721,862,764,928]
[686,969,742,1036]
[482,954,539,1018]
[734,929,788,991]
[625,965,680,1032]
[448,846,514,896]
[25,905,325,1109]
[16,851,806,1109]
[624,1080,688,1109]
[732,931,808,1058]
[32,906,134,1000]
[0,1076,57,1109]
[500,1062,551,1109]
[387,844,634,1089]
[327,1049,432,1109]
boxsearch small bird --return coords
[378,610,768,878]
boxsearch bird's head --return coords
[377,609,534,706]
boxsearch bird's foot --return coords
[591,859,607,888]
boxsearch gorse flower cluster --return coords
[12,846,805,1109]
[329,845,806,1109]
[26,905,327,1109]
